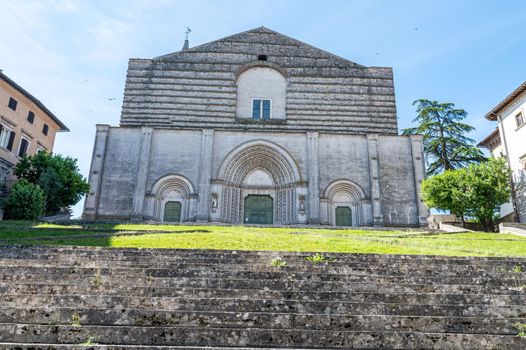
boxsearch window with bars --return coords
[252,99,271,120]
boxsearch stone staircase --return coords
[0,245,525,349]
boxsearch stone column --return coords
[196,129,214,222]
[131,127,153,219]
[307,132,320,224]
[83,124,110,219]
[367,134,384,226]
[409,134,429,226]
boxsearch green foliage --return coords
[422,158,511,231]
[14,152,89,215]
[270,257,288,267]
[71,312,81,327]
[515,323,526,337]
[402,99,486,175]
[80,337,96,346]
[3,180,45,220]
[306,253,337,264]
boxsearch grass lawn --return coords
[0,221,525,257]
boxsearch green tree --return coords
[3,180,45,220]
[14,152,90,215]
[463,157,511,231]
[421,158,511,231]
[402,99,486,175]
[421,169,470,227]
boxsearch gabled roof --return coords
[485,80,526,121]
[155,26,365,68]
[0,70,69,131]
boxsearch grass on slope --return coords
[0,221,525,257]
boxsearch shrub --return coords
[3,180,45,220]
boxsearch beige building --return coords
[0,70,69,190]
[479,80,526,222]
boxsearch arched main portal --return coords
[216,140,302,225]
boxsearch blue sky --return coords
[1,0,525,217]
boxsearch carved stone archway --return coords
[150,174,195,222]
[322,179,371,226]
[216,140,302,225]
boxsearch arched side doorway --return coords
[150,174,195,222]
[323,179,368,227]
[216,140,302,225]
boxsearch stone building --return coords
[0,70,69,190]
[479,80,526,223]
[83,27,428,226]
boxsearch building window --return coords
[37,144,47,153]
[0,125,15,151]
[42,123,49,136]
[252,99,271,119]
[257,54,268,61]
[18,138,29,157]
[8,97,17,111]
[516,112,525,128]
[27,111,35,124]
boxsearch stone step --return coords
[0,323,523,349]
[3,295,524,318]
[0,345,285,350]
[3,283,524,305]
[2,259,523,277]
[2,266,522,286]
[1,275,520,295]
[2,246,525,266]
[1,307,522,335]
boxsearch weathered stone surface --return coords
[1,246,526,348]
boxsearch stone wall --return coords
[84,126,427,226]
[120,27,397,135]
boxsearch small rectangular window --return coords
[516,112,524,128]
[257,54,267,61]
[27,111,35,124]
[42,123,49,136]
[252,99,271,120]
[18,138,29,157]
[0,126,15,152]
[252,99,261,119]
[0,125,10,149]
[8,97,17,111]
[262,100,271,119]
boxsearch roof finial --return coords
[182,26,191,51]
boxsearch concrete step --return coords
[0,323,524,349]
[1,307,522,335]
[2,245,525,267]
[0,345,290,350]
[2,295,524,318]
[3,283,524,305]
[2,259,524,278]
[1,272,523,296]
[2,266,522,287]
[1,275,521,295]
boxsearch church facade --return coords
[83,27,428,227]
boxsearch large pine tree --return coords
[402,99,486,176]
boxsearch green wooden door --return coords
[164,201,181,222]
[335,206,352,227]
[244,195,273,225]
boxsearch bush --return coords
[3,180,45,220]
